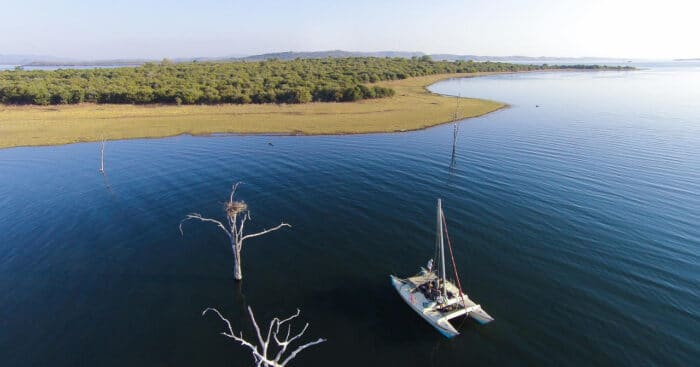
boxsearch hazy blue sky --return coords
[1,0,697,59]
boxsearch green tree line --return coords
[0,57,631,105]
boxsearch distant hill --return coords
[17,51,428,66]
[237,50,425,61]
[22,59,148,67]
[429,54,631,63]
[21,54,249,67]
[237,51,630,64]
[0,54,72,65]
[674,58,700,61]
[5,50,635,67]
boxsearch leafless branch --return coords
[247,306,268,356]
[179,213,231,238]
[230,182,242,204]
[278,309,301,326]
[203,306,325,367]
[280,337,326,366]
[271,309,302,360]
[241,222,292,242]
[202,308,263,363]
[238,211,250,239]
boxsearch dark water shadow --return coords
[101,171,117,199]
[306,277,451,342]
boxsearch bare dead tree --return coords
[203,306,325,367]
[179,182,290,280]
[450,95,461,169]
[99,138,105,174]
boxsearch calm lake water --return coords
[1,64,699,366]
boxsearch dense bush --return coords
[0,58,629,105]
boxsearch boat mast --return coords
[437,199,447,297]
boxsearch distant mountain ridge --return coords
[0,54,73,65]
[2,50,635,67]
[428,54,630,62]
[234,51,629,63]
[22,59,148,67]
[236,50,426,61]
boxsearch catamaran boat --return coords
[390,199,493,338]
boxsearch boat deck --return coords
[406,272,437,287]
[392,271,494,338]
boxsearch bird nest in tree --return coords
[226,200,248,216]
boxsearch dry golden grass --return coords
[0,72,507,149]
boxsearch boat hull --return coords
[390,274,494,338]
[390,275,460,338]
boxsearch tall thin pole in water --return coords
[99,139,105,174]
[451,95,460,167]
[453,93,461,137]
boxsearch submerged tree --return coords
[99,138,105,174]
[179,182,290,280]
[203,306,325,367]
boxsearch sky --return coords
[1,0,698,60]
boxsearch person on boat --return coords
[434,280,443,299]
[426,258,434,273]
[427,282,440,301]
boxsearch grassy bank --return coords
[0,72,505,149]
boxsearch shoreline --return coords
[0,70,557,149]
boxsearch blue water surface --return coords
[1,63,698,366]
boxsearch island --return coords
[0,58,631,149]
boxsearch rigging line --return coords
[442,210,467,310]
[442,210,470,331]
[434,213,440,275]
